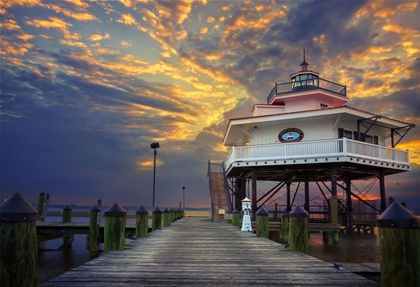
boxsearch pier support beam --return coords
[379,169,386,212]
[346,179,353,234]
[330,166,339,243]
[251,169,257,219]
[304,175,309,213]
[286,181,292,212]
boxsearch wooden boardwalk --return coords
[41,217,379,286]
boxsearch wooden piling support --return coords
[163,208,171,227]
[281,213,289,242]
[104,203,126,253]
[135,205,148,238]
[256,207,269,238]
[59,205,74,249]
[89,206,101,256]
[232,209,240,227]
[37,192,45,221]
[62,205,72,223]
[331,197,339,243]
[152,207,163,231]
[377,202,420,287]
[289,205,308,254]
[0,192,38,287]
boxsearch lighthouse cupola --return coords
[290,47,319,90]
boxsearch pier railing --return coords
[267,78,346,104]
[224,138,410,172]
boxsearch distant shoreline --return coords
[45,210,211,218]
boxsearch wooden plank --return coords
[338,262,380,273]
[41,218,379,286]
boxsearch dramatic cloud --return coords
[1,1,419,209]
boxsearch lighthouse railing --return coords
[267,78,346,104]
[224,138,410,171]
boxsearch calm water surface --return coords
[39,217,380,284]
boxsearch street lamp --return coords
[182,186,185,209]
[151,142,160,206]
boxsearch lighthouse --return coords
[222,49,414,231]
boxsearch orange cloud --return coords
[26,16,81,40]
[121,39,132,47]
[89,33,110,41]
[117,13,138,25]
[0,19,20,30]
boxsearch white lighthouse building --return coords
[221,50,415,230]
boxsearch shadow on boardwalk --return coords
[41,217,379,286]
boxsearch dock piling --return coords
[289,205,308,254]
[163,208,171,227]
[89,206,101,256]
[232,208,240,227]
[377,202,420,287]
[256,207,269,238]
[0,192,38,287]
[60,205,74,249]
[104,203,126,253]
[152,207,163,231]
[135,205,149,238]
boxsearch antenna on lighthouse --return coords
[300,46,308,70]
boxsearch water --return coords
[38,215,137,284]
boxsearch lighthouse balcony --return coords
[224,138,411,178]
[267,78,346,104]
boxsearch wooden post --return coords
[104,203,126,253]
[163,208,171,227]
[0,192,38,287]
[37,191,45,221]
[232,209,240,227]
[62,205,72,223]
[152,207,162,231]
[256,207,269,238]
[225,208,233,224]
[281,213,289,242]
[89,206,101,256]
[61,205,74,249]
[377,202,420,287]
[170,208,175,222]
[331,198,339,243]
[289,205,308,254]
[135,205,149,238]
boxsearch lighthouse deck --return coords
[225,137,410,180]
[41,217,379,286]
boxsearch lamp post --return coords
[151,142,160,206]
[182,186,185,209]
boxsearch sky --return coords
[1,0,419,209]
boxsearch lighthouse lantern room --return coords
[222,49,415,231]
